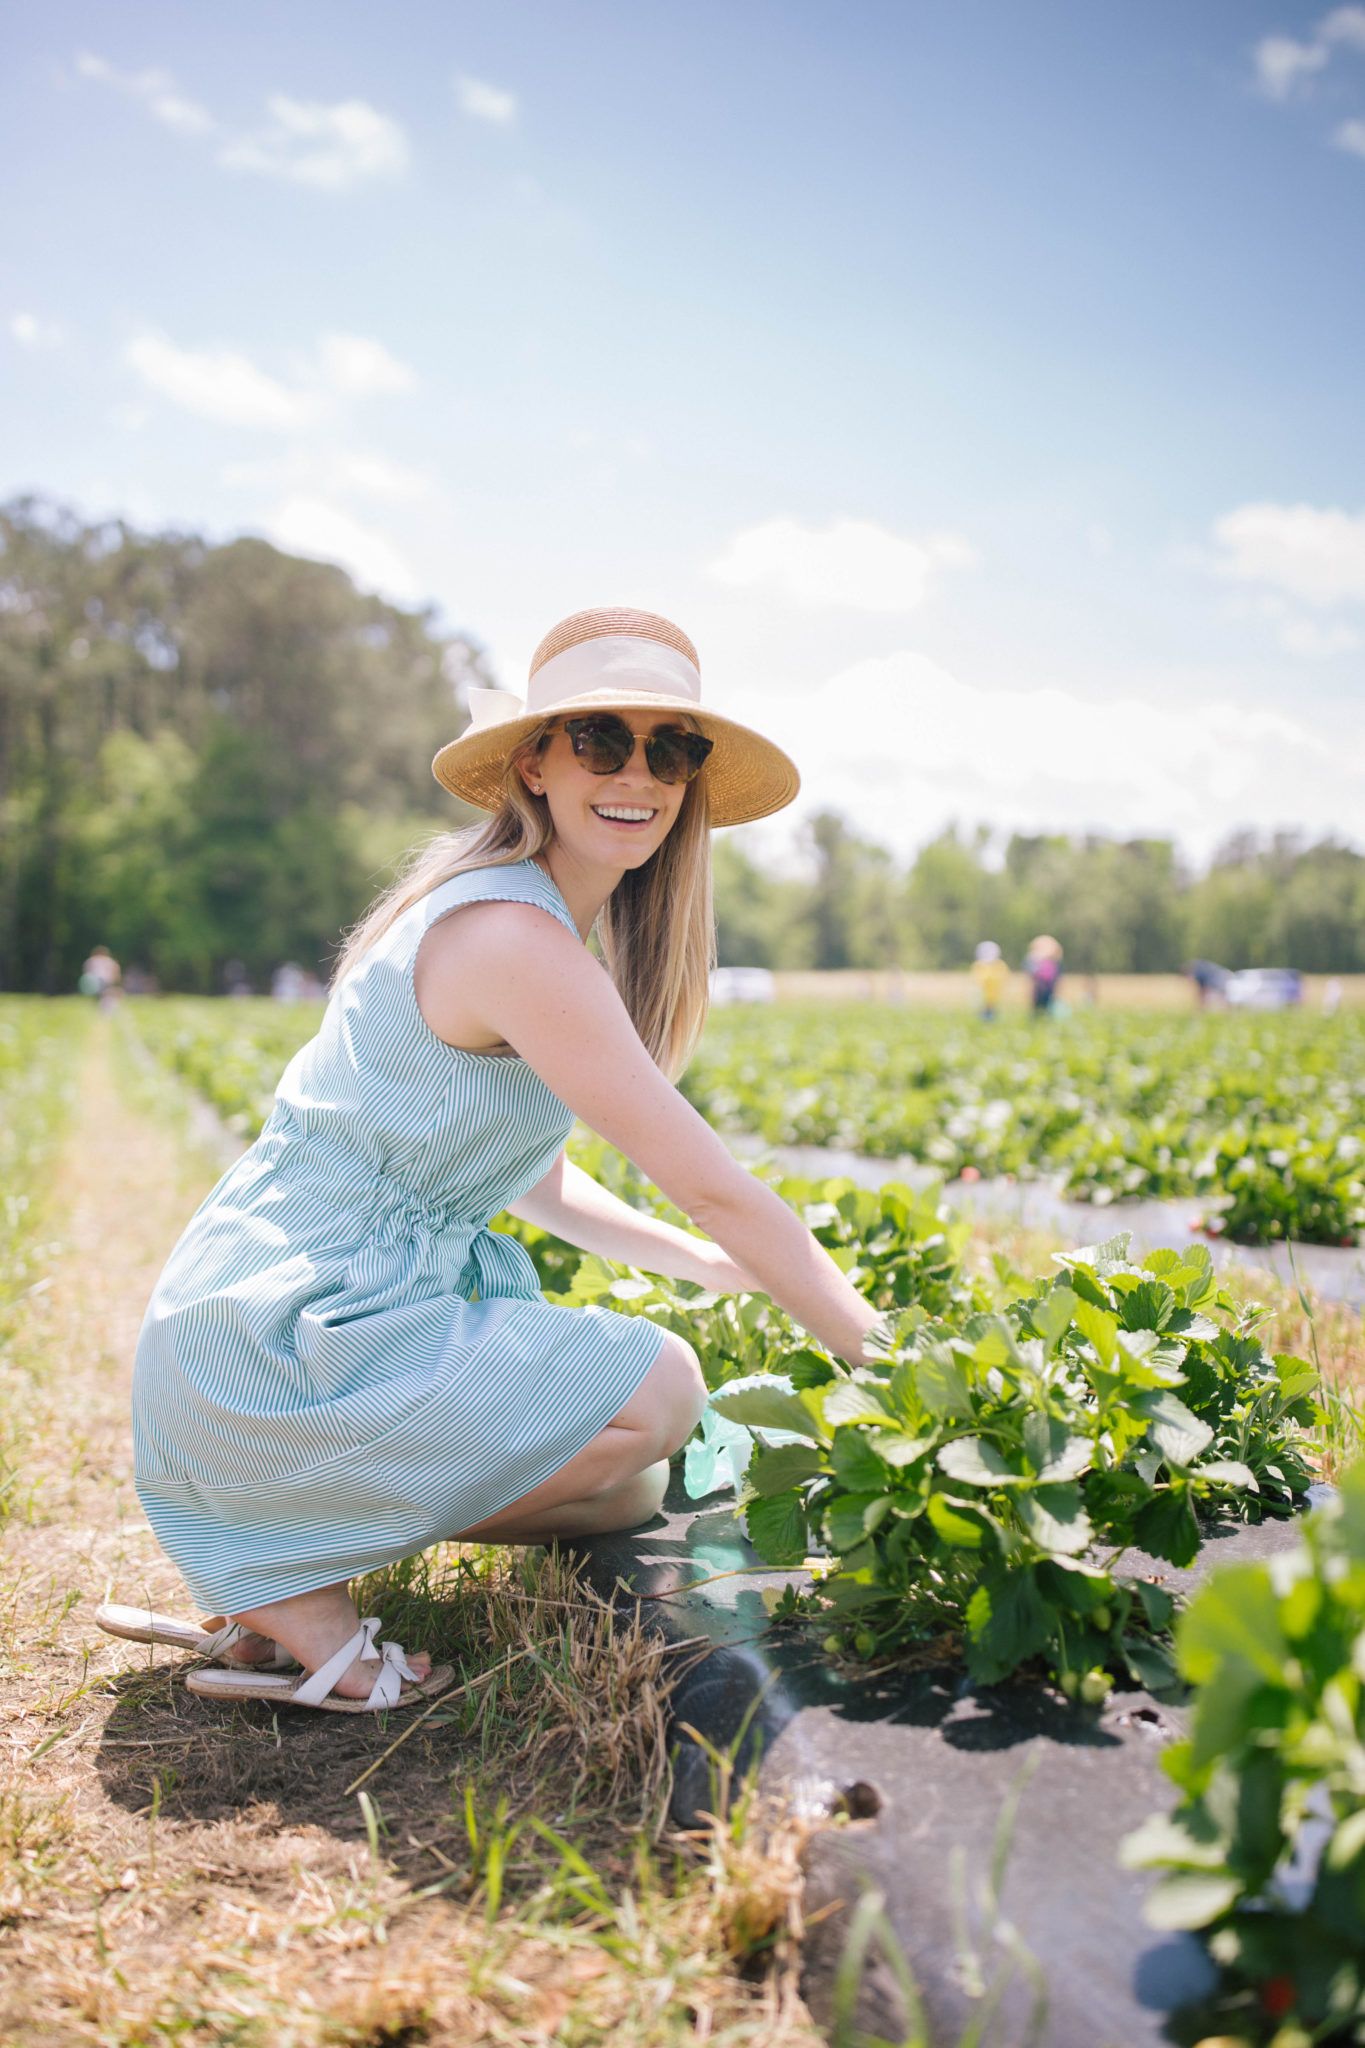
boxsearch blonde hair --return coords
[331,723,715,1079]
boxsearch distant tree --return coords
[0,496,488,991]
[904,826,997,967]
[1186,832,1365,972]
[712,837,808,968]
[797,811,903,969]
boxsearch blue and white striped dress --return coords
[131,858,667,1613]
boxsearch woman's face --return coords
[519,713,693,871]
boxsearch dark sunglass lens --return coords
[645,728,714,783]
[565,716,633,774]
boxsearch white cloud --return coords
[125,329,417,431]
[310,332,416,396]
[125,333,320,429]
[1252,8,1365,107]
[75,50,216,135]
[259,497,421,604]
[1321,5,1365,51]
[732,651,1364,866]
[1253,34,1329,99]
[709,516,976,613]
[76,52,408,193]
[9,311,65,351]
[1333,115,1365,154]
[217,95,409,191]
[455,73,517,124]
[1207,501,1365,607]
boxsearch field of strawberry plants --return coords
[127,996,325,1139]
[126,995,1365,1246]
[91,996,1365,2034]
[684,1004,1365,1247]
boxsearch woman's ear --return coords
[513,747,545,796]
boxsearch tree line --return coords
[718,818,1365,973]
[2,496,1360,992]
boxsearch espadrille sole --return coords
[183,1662,454,1713]
[95,1600,296,1668]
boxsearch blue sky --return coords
[4,0,1363,865]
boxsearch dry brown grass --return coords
[0,1026,831,2047]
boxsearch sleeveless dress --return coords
[131,858,667,1613]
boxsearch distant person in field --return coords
[1025,934,1063,1015]
[78,944,121,1012]
[1185,959,1228,1010]
[270,961,307,1002]
[101,607,885,1718]
[971,940,1008,1019]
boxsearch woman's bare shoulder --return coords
[413,898,588,1052]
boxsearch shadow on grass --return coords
[92,1543,686,1896]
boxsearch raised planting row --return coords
[682,1004,1365,1246]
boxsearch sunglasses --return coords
[548,714,714,786]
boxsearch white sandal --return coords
[183,1616,451,1714]
[95,1600,298,1670]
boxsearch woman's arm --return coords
[506,1151,759,1291]
[417,904,883,1364]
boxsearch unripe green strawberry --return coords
[853,1628,878,1657]
[1080,1668,1113,1705]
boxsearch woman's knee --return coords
[609,1329,707,1457]
[642,1330,708,1448]
[600,1457,670,1528]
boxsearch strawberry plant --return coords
[710,1231,1319,1693]
[1122,1460,1365,2046]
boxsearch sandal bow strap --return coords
[366,1637,422,1710]
[292,1617,383,1708]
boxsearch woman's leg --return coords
[215,1330,705,1700]
[447,1329,707,1543]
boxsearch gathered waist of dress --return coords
[229,1110,487,1237]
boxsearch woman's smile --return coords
[590,802,660,829]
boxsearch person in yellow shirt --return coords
[971,940,1008,1019]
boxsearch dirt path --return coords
[1,1023,821,2046]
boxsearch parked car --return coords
[1224,968,1303,1010]
[709,966,777,1005]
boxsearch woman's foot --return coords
[231,1585,432,1701]
[199,1617,283,1666]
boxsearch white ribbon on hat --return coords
[466,635,702,730]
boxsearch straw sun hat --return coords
[431,606,800,829]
